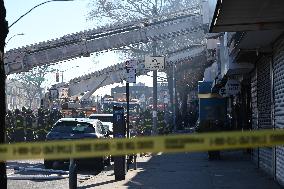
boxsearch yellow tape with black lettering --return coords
[198,93,222,98]
[1,129,284,161]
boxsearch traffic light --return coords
[56,72,59,82]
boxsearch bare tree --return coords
[87,0,205,128]
[15,65,56,108]
[87,0,204,74]
[88,0,200,24]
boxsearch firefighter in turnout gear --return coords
[25,109,35,141]
[13,109,25,142]
[36,108,46,141]
[5,110,14,143]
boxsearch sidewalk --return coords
[79,151,282,189]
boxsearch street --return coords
[8,150,281,189]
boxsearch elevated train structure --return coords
[4,4,214,105]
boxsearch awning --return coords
[231,30,284,63]
[210,0,284,32]
[225,62,254,76]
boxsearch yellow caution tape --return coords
[198,93,222,98]
[1,129,284,161]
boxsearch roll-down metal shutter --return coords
[251,69,258,164]
[274,37,284,186]
[257,56,273,175]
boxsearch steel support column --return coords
[0,0,8,188]
[152,42,158,135]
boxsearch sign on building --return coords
[225,79,241,96]
[145,56,165,70]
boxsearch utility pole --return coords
[152,43,158,135]
[0,1,9,188]
[125,60,133,138]
[126,82,130,138]
[152,5,158,135]
[96,95,99,113]
[173,64,176,132]
[61,71,64,83]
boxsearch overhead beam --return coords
[4,13,204,75]
[64,46,205,98]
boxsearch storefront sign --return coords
[225,79,241,96]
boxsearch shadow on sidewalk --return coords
[121,150,281,189]
[79,179,117,189]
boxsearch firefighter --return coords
[78,111,86,118]
[71,109,78,118]
[44,108,52,134]
[36,108,46,141]
[21,106,27,117]
[50,108,61,124]
[13,109,25,142]
[25,109,35,141]
[5,110,14,143]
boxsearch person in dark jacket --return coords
[13,109,25,142]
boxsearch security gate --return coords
[257,56,273,175]
[274,37,284,185]
[251,69,258,164]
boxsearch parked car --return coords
[44,118,108,171]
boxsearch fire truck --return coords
[43,85,98,117]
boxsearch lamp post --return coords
[173,64,176,132]
[9,0,74,29]
[152,5,158,136]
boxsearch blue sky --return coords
[5,0,92,49]
[4,0,161,96]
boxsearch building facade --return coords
[6,79,41,110]
[111,82,170,110]
[204,0,284,186]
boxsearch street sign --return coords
[126,69,136,83]
[225,79,241,96]
[145,56,165,70]
[126,60,137,69]
[125,60,137,83]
